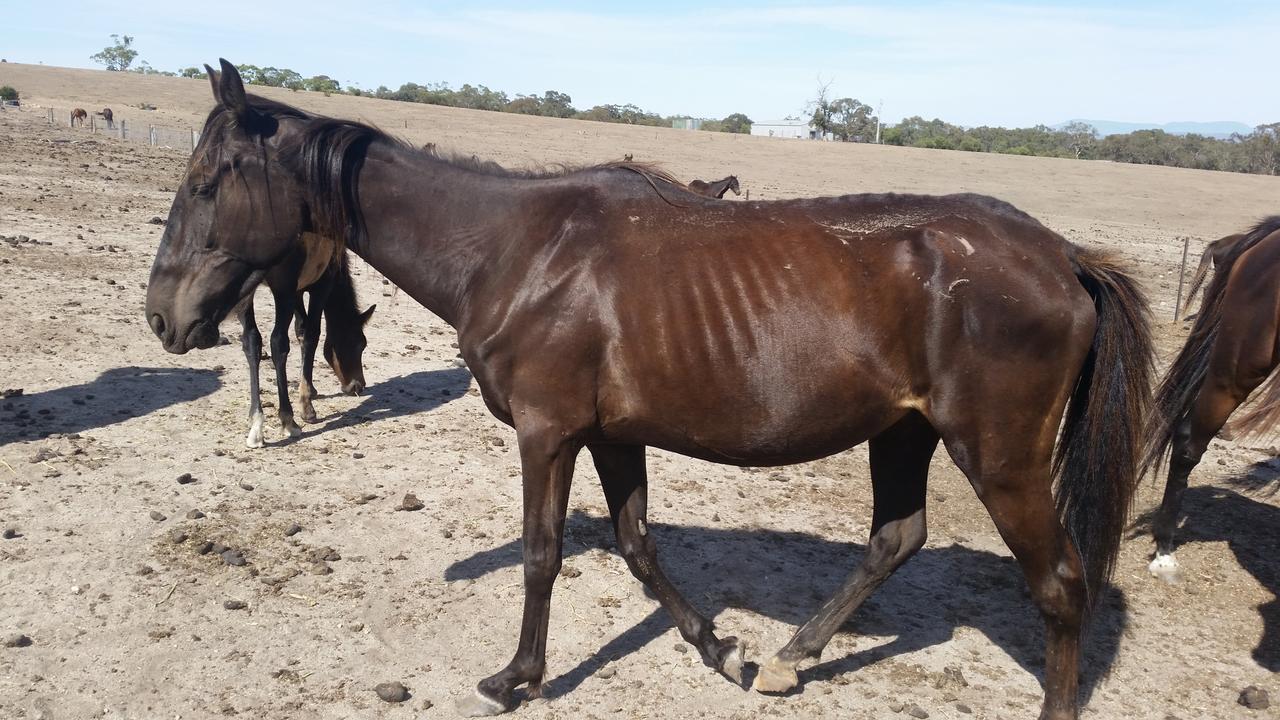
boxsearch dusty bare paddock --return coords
[0,65,1276,720]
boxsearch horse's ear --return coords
[360,304,377,324]
[217,58,253,125]
[205,64,221,104]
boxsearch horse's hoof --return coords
[455,688,507,717]
[1148,553,1181,584]
[751,656,799,694]
[283,420,302,439]
[300,409,318,425]
[717,637,746,686]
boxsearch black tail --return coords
[1054,249,1154,608]
[1144,216,1280,478]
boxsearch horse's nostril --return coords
[149,313,167,339]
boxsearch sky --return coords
[5,1,1278,128]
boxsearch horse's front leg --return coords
[458,422,581,716]
[297,280,332,424]
[269,288,302,438]
[239,300,265,448]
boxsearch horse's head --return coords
[145,60,312,354]
[324,304,375,395]
[726,176,741,196]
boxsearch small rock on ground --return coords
[906,704,929,719]
[284,523,302,537]
[223,600,247,610]
[1239,686,1270,710]
[4,634,32,648]
[399,493,425,511]
[375,681,410,703]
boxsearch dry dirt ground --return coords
[0,64,1277,720]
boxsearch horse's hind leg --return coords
[944,431,1084,720]
[590,444,745,684]
[1151,371,1269,580]
[239,301,265,448]
[269,288,302,438]
[753,412,936,694]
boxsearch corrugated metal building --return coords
[749,120,826,140]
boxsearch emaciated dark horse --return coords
[1143,216,1280,580]
[145,61,1154,720]
[238,244,373,447]
[687,175,740,199]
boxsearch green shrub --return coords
[0,86,18,102]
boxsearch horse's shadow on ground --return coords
[298,368,473,440]
[448,510,1128,702]
[0,366,223,444]
[1132,460,1279,670]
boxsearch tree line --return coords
[806,84,1280,176]
[87,35,1277,175]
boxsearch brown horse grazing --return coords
[1143,216,1280,581]
[97,107,114,129]
[1178,231,1245,319]
[145,61,1154,720]
[687,175,740,199]
[238,244,374,447]
[70,108,87,127]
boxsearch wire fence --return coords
[1,101,200,154]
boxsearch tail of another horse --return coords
[1144,216,1280,475]
[1055,249,1154,610]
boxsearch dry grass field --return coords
[0,63,1276,720]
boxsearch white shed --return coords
[749,120,826,140]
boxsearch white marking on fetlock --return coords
[1148,553,1181,584]
[245,413,265,449]
[720,641,746,685]
[455,689,507,717]
[751,655,799,694]
[281,414,302,438]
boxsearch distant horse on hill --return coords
[70,108,87,127]
[687,175,741,199]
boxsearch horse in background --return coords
[70,108,87,127]
[688,175,741,199]
[239,243,374,447]
[1144,216,1280,580]
[97,107,114,129]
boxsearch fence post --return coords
[191,128,197,150]
[91,114,96,132]
[121,119,127,140]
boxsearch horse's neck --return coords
[352,144,526,329]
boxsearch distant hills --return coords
[1057,119,1255,139]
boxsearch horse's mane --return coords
[204,93,693,252]
[1143,215,1280,475]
